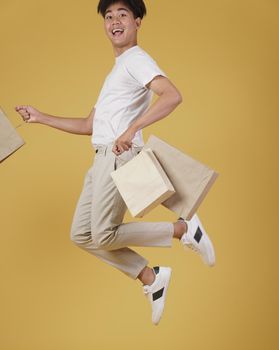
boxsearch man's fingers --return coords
[117,145,124,153]
[15,105,28,112]
[19,111,30,118]
[112,143,121,155]
[15,106,30,117]
[112,139,132,155]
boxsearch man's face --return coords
[103,2,141,49]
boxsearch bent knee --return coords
[70,227,92,246]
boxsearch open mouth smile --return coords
[112,28,124,37]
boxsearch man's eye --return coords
[119,13,126,17]
[105,15,112,20]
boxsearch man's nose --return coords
[112,16,121,25]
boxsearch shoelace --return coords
[185,242,200,253]
[181,234,200,252]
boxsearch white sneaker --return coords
[143,266,172,325]
[179,214,215,267]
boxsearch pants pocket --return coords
[113,145,143,170]
[114,149,133,169]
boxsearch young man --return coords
[15,0,215,325]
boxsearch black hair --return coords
[97,0,147,19]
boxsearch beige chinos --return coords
[70,142,174,280]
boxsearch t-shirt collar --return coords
[115,45,139,63]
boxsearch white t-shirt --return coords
[92,45,167,147]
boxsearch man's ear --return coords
[135,17,141,29]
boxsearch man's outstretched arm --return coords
[15,105,95,136]
[113,75,182,154]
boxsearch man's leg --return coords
[70,144,215,325]
[70,163,149,280]
[84,144,214,266]
[78,144,176,250]
[70,161,185,282]
[71,144,194,275]
[71,143,176,249]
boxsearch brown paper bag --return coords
[143,135,219,220]
[0,107,25,163]
[111,148,175,218]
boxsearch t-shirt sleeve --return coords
[125,53,167,89]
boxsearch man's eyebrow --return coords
[105,8,130,15]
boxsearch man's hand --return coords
[15,105,43,123]
[112,128,136,155]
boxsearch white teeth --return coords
[112,29,124,34]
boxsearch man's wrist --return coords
[38,112,49,124]
[129,123,140,135]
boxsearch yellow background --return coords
[0,0,278,349]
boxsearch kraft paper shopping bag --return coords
[143,135,218,220]
[0,107,25,163]
[111,148,175,218]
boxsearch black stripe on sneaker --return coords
[152,287,164,301]
[194,226,203,243]
[153,266,160,275]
